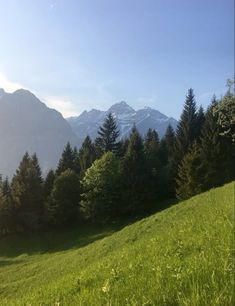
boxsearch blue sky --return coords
[0,0,233,118]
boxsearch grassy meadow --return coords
[0,182,234,305]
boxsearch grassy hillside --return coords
[0,183,234,305]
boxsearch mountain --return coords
[0,88,78,177]
[0,90,177,177]
[67,101,177,143]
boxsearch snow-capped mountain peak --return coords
[107,101,135,115]
[67,101,177,144]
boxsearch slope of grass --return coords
[0,182,234,305]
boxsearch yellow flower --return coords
[102,280,110,293]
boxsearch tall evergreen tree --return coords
[144,129,160,159]
[164,124,175,158]
[158,125,177,198]
[176,141,204,199]
[116,138,130,158]
[43,169,55,199]
[144,128,162,203]
[95,113,120,155]
[195,105,205,139]
[78,136,96,178]
[176,97,234,199]
[158,125,175,166]
[121,126,148,214]
[175,88,198,163]
[30,153,44,216]
[144,129,159,166]
[144,128,159,149]
[56,142,77,175]
[72,146,81,174]
[199,103,226,189]
[11,153,43,229]
[200,98,234,188]
[0,177,14,234]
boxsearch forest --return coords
[0,83,234,234]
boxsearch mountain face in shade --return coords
[67,101,177,144]
[0,88,78,177]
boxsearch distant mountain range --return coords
[0,88,177,177]
[0,88,77,177]
[67,101,177,144]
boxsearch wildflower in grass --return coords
[102,280,110,293]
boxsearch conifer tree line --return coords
[0,81,234,234]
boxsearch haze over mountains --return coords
[67,101,177,144]
[0,88,177,177]
[0,88,77,177]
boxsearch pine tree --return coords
[95,113,120,155]
[175,102,216,199]
[175,105,205,200]
[1,178,11,197]
[164,124,175,157]
[11,152,43,230]
[144,128,159,162]
[121,126,147,214]
[72,146,81,174]
[0,177,14,234]
[199,104,225,189]
[30,153,44,216]
[199,100,234,189]
[144,128,159,148]
[176,142,204,199]
[175,88,198,163]
[11,152,31,219]
[43,169,55,199]
[158,125,177,199]
[158,125,175,165]
[144,129,159,163]
[144,128,162,203]
[116,138,129,158]
[56,142,77,175]
[31,153,43,184]
[195,105,205,139]
[176,97,234,199]
[78,136,96,178]
[144,129,160,160]
[158,139,167,166]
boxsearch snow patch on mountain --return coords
[67,101,177,144]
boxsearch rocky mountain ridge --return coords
[67,101,177,143]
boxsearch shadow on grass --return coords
[0,223,120,258]
[0,198,178,259]
[0,259,25,267]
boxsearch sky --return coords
[0,0,234,119]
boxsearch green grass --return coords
[0,183,234,306]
